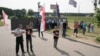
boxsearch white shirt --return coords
[14,28,25,37]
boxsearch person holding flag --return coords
[38,3,46,38]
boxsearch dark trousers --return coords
[16,36,24,54]
[26,37,33,52]
[83,28,86,35]
[62,28,66,37]
[88,28,90,32]
[54,39,58,47]
[74,28,78,33]
[38,30,43,38]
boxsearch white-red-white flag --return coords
[40,6,46,32]
[2,10,9,27]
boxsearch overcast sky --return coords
[0,0,95,13]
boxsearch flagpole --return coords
[78,3,80,14]
[38,2,40,23]
[77,1,80,17]
[56,3,60,27]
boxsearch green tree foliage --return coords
[0,7,14,16]
[13,9,22,18]
[28,9,34,16]
[0,7,27,19]
[13,9,27,18]
[96,36,100,42]
[21,9,27,17]
[94,0,100,27]
[0,20,3,26]
[96,8,100,27]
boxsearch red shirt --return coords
[74,23,78,29]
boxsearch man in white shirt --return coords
[12,24,25,56]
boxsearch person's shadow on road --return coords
[74,50,85,56]
[28,51,36,56]
[39,37,48,41]
[55,47,70,56]
[22,54,25,56]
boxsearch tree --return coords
[0,7,14,16]
[13,9,22,18]
[21,9,27,17]
[94,0,100,27]
[28,9,34,16]
[96,8,100,27]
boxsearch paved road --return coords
[0,20,100,56]
[0,26,100,56]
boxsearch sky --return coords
[0,0,95,13]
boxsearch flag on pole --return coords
[39,6,46,32]
[50,4,57,9]
[55,3,60,18]
[54,3,60,26]
[50,4,60,17]
[2,10,9,27]
[69,0,77,7]
[50,3,60,26]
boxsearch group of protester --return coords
[73,21,94,37]
[11,18,69,55]
[53,20,95,48]
[46,19,57,29]
[87,22,94,33]
[12,22,34,56]
[52,20,95,49]
[11,19,95,56]
[41,19,95,49]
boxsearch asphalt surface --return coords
[0,20,100,56]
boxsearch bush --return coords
[0,20,3,26]
[96,36,100,42]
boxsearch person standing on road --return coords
[87,23,91,33]
[37,21,43,38]
[12,24,25,55]
[62,21,68,37]
[60,19,63,36]
[29,21,33,29]
[53,26,59,48]
[73,21,79,37]
[82,21,87,35]
[79,21,83,32]
[91,22,94,33]
[26,25,33,52]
